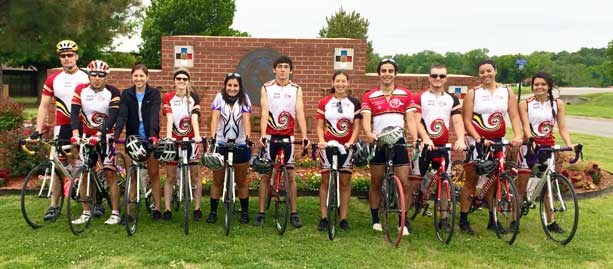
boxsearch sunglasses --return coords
[429,74,447,79]
[226,72,241,78]
[380,58,396,64]
[89,71,107,78]
[174,77,189,81]
[336,101,343,114]
[59,53,76,59]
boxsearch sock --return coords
[488,211,495,224]
[111,210,119,216]
[371,208,379,224]
[460,212,468,222]
[210,198,219,213]
[240,198,249,213]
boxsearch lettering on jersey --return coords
[389,98,403,108]
[84,93,95,102]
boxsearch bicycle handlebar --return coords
[19,138,73,156]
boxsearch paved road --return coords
[566,116,613,138]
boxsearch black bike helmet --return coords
[125,135,150,162]
[474,159,496,175]
[352,140,369,167]
[154,138,177,163]
[251,150,273,174]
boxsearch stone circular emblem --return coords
[235,48,282,106]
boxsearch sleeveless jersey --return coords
[471,85,509,139]
[42,69,89,126]
[526,97,557,146]
[316,95,362,144]
[361,86,414,136]
[162,91,201,139]
[71,84,120,136]
[413,90,461,145]
[263,80,298,136]
[211,92,252,143]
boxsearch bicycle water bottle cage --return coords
[474,160,496,175]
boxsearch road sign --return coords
[516,58,528,70]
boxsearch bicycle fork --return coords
[326,154,340,208]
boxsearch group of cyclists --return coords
[28,39,577,239]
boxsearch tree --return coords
[606,40,613,85]
[141,0,248,68]
[0,0,141,96]
[319,7,378,72]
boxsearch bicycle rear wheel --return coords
[274,167,290,235]
[224,166,234,236]
[539,173,578,245]
[124,166,140,236]
[96,170,113,210]
[434,175,456,244]
[327,170,339,241]
[492,174,520,245]
[21,162,64,229]
[182,167,190,235]
[67,167,95,235]
[381,175,406,247]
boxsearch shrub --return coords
[0,98,24,131]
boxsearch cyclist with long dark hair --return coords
[205,72,252,224]
[316,71,361,231]
[516,71,575,233]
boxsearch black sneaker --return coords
[318,218,329,231]
[193,209,203,222]
[290,214,303,228]
[254,213,265,226]
[547,222,565,233]
[438,218,451,232]
[239,211,249,224]
[43,206,60,222]
[487,220,506,234]
[152,210,162,221]
[206,211,217,224]
[459,220,475,235]
[405,219,413,233]
[339,219,350,231]
[162,210,172,221]
[93,204,105,218]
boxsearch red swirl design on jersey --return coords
[91,112,108,127]
[537,120,553,136]
[487,112,504,130]
[429,119,446,139]
[330,118,351,137]
[174,117,192,136]
[271,111,291,130]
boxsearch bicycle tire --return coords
[182,166,190,235]
[21,162,64,229]
[539,173,578,245]
[409,190,423,220]
[492,173,520,245]
[274,167,290,235]
[381,175,406,247]
[96,170,113,210]
[224,166,234,236]
[114,152,128,194]
[67,166,94,235]
[124,166,140,236]
[327,170,339,241]
[433,175,456,244]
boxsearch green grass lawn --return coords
[1,194,612,269]
[565,92,613,119]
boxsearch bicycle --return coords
[317,140,348,240]
[66,137,123,235]
[468,139,520,245]
[411,144,464,244]
[519,142,582,245]
[261,137,308,235]
[122,137,154,236]
[19,138,74,229]
[372,139,420,247]
[173,138,201,235]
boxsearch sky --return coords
[113,0,613,56]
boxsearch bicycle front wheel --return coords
[327,170,339,241]
[124,166,140,236]
[182,167,190,235]
[381,175,406,247]
[492,174,520,245]
[433,176,456,244]
[274,167,290,235]
[539,173,578,245]
[67,167,95,235]
[224,166,234,236]
[21,162,64,229]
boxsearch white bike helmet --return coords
[201,153,224,170]
[377,126,404,145]
[87,60,110,75]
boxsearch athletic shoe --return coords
[318,218,329,231]
[372,222,383,231]
[438,218,451,233]
[71,214,91,225]
[254,213,265,226]
[339,219,350,231]
[459,220,475,235]
[399,226,410,236]
[206,211,217,223]
[487,220,506,234]
[104,214,121,225]
[193,209,203,222]
[152,210,162,221]
[162,210,172,221]
[43,206,60,222]
[547,222,565,233]
[290,214,303,228]
[93,204,105,218]
[239,211,249,224]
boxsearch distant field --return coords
[564,93,613,119]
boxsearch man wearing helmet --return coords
[68,60,122,225]
[30,40,89,222]
[361,58,418,235]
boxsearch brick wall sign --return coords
[235,48,282,106]
[174,45,194,68]
[333,48,354,70]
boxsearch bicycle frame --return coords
[176,138,194,204]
